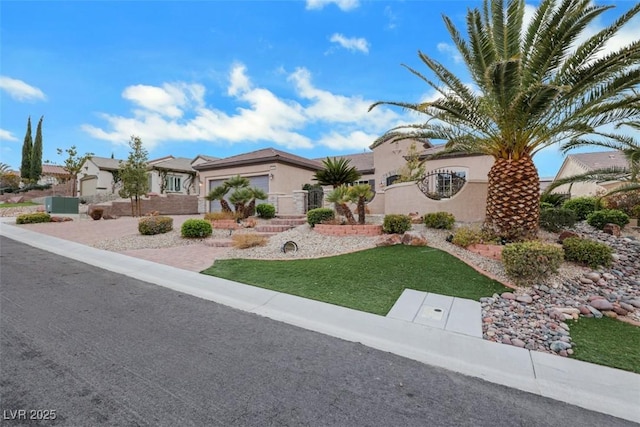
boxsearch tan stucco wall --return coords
[198,162,317,195]
[372,139,416,190]
[422,155,493,181]
[148,170,196,195]
[551,159,601,197]
[78,160,117,196]
[383,180,488,223]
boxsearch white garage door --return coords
[208,175,269,212]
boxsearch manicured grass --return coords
[0,202,39,208]
[202,245,508,315]
[569,317,640,374]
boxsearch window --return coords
[165,175,182,192]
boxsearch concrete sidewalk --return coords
[1,219,638,423]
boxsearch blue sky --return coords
[1,0,638,178]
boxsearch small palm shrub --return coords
[16,212,51,224]
[232,233,267,249]
[204,211,236,221]
[138,216,173,235]
[256,203,276,219]
[382,214,412,234]
[562,237,612,268]
[586,209,630,230]
[502,241,564,286]
[562,196,602,221]
[539,208,577,232]
[181,219,213,238]
[423,212,455,230]
[540,192,569,208]
[540,202,554,210]
[307,208,335,227]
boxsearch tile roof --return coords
[568,151,629,171]
[90,156,124,170]
[41,164,70,176]
[149,157,195,172]
[193,147,322,171]
[315,152,375,174]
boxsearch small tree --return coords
[29,116,44,183]
[326,185,356,224]
[20,117,32,183]
[395,142,425,183]
[313,157,361,188]
[57,145,94,197]
[205,185,233,212]
[119,136,149,216]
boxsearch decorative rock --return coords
[578,306,591,315]
[602,311,618,318]
[501,292,515,300]
[579,277,594,284]
[585,272,601,281]
[628,299,640,309]
[550,341,572,352]
[511,338,525,348]
[620,302,635,312]
[586,305,603,319]
[590,299,614,311]
[558,230,579,243]
[516,295,533,304]
[603,223,621,237]
[612,306,628,316]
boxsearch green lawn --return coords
[0,202,39,208]
[569,317,640,374]
[202,245,508,315]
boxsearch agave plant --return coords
[370,0,640,240]
[313,157,361,188]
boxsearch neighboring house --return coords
[38,164,71,186]
[147,156,199,195]
[193,148,323,214]
[78,156,124,196]
[551,151,628,197]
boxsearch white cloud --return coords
[0,129,18,141]
[436,43,462,64]
[305,0,359,11]
[329,33,369,54]
[0,76,46,102]
[384,6,398,30]
[82,64,406,153]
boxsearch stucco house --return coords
[78,156,124,197]
[38,164,71,186]
[193,138,494,221]
[147,156,199,195]
[551,151,629,197]
[193,148,323,214]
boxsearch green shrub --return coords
[562,196,602,221]
[16,212,51,224]
[502,241,564,286]
[382,214,412,234]
[602,190,640,217]
[138,216,173,235]
[256,203,276,219]
[451,226,483,248]
[423,211,455,230]
[632,204,640,219]
[539,207,577,232]
[540,201,554,210]
[586,209,630,230]
[307,208,335,227]
[562,237,612,268]
[181,218,213,238]
[540,192,569,208]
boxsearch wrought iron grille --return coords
[417,169,467,200]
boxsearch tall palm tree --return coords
[370,0,640,240]
[313,157,361,188]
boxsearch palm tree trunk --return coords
[485,155,540,241]
[340,203,357,224]
[357,197,366,224]
[220,199,232,213]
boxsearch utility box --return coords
[45,196,79,214]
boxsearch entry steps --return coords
[386,289,482,338]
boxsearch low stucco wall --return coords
[383,180,488,223]
[92,194,198,217]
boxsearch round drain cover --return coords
[282,241,298,253]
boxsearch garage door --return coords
[208,175,269,212]
[80,176,97,196]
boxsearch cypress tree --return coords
[20,117,32,182]
[30,116,44,183]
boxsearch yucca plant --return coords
[370,0,640,241]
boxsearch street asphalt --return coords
[1,236,637,426]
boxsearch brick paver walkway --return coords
[15,215,230,272]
